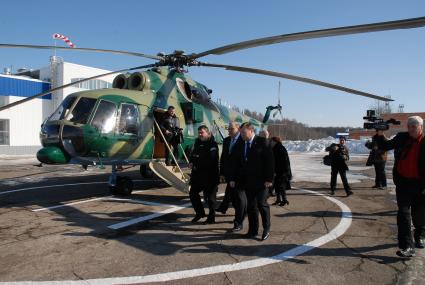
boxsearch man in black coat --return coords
[230,122,274,241]
[270,136,292,206]
[378,116,425,258]
[160,106,181,165]
[189,125,220,224]
[216,121,247,232]
[326,136,353,196]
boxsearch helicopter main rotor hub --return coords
[157,50,200,70]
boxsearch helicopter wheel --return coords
[140,164,155,179]
[109,176,134,196]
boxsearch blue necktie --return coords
[229,138,236,154]
[244,141,250,161]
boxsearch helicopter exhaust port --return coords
[128,72,147,91]
[112,73,130,89]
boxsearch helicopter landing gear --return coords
[109,165,134,196]
[140,164,155,179]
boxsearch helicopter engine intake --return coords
[128,72,147,91]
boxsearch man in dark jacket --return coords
[270,136,292,206]
[230,122,274,241]
[365,130,388,189]
[326,136,353,196]
[160,106,181,165]
[216,121,247,232]
[189,125,220,224]
[378,116,425,258]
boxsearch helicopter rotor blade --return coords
[197,62,393,102]
[191,16,425,59]
[0,64,156,112]
[0,44,162,60]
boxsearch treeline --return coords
[242,109,360,140]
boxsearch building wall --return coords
[1,61,115,154]
[0,75,52,153]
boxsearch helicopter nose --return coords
[37,146,69,164]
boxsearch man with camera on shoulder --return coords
[365,129,388,190]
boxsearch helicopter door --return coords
[152,109,167,159]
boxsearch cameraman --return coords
[378,116,425,258]
[365,130,388,189]
[325,136,353,196]
[160,106,181,166]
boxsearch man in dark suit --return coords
[216,121,247,232]
[230,123,274,241]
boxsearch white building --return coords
[0,58,114,155]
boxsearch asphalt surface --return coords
[0,156,423,285]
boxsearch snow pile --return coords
[283,137,370,154]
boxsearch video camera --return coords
[363,110,400,131]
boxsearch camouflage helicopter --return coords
[0,16,424,195]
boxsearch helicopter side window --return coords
[68,97,97,124]
[48,96,76,121]
[91,100,117,133]
[118,103,140,135]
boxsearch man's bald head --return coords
[227,121,240,138]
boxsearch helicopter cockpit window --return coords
[118,103,140,135]
[48,96,77,121]
[91,100,117,133]
[68,97,97,124]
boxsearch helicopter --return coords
[0,16,424,195]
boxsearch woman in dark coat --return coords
[271,136,292,206]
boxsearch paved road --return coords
[0,156,423,285]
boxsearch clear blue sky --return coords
[0,0,424,127]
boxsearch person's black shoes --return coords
[244,232,258,239]
[215,207,227,215]
[191,214,206,223]
[346,190,353,197]
[330,189,335,195]
[272,201,280,206]
[261,230,270,241]
[372,185,379,188]
[396,248,415,258]
[415,239,424,249]
[204,217,215,224]
[279,199,289,207]
[232,225,243,232]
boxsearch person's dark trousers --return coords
[233,187,247,228]
[190,183,218,219]
[245,188,270,235]
[217,183,233,212]
[331,167,351,193]
[274,175,287,202]
[395,180,425,249]
[374,161,387,187]
[165,136,179,165]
